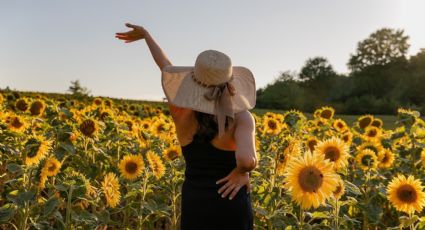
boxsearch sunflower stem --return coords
[299,206,304,230]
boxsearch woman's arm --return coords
[216,111,257,199]
[115,23,172,70]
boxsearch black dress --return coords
[180,138,254,230]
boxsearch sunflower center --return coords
[80,120,96,137]
[324,146,340,162]
[367,129,377,137]
[334,185,342,195]
[321,110,332,119]
[337,122,344,129]
[30,101,44,115]
[382,154,389,163]
[167,150,178,160]
[267,120,277,130]
[361,155,373,166]
[12,117,24,128]
[48,163,57,172]
[397,184,417,203]
[298,166,323,193]
[359,117,372,129]
[125,162,138,174]
[308,140,318,152]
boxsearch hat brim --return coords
[161,65,256,115]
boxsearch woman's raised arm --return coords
[115,23,172,70]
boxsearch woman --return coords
[116,23,257,230]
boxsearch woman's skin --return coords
[115,23,257,200]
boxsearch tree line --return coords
[256,28,425,115]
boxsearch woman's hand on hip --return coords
[115,23,147,43]
[216,168,251,200]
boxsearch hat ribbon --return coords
[203,80,237,138]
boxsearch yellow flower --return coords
[341,131,353,145]
[355,149,378,171]
[387,175,425,214]
[163,145,182,161]
[118,154,145,180]
[357,141,384,156]
[333,178,345,200]
[15,98,29,112]
[357,115,374,129]
[305,136,319,153]
[332,119,348,133]
[363,126,382,142]
[319,106,335,120]
[378,149,395,169]
[7,114,27,133]
[283,151,339,210]
[371,118,383,128]
[262,116,284,135]
[314,137,349,170]
[421,149,425,168]
[29,100,45,116]
[101,172,121,208]
[24,136,52,166]
[146,151,166,179]
[41,157,61,177]
[79,118,98,137]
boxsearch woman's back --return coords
[180,136,253,230]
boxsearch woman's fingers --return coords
[217,181,231,194]
[216,176,228,185]
[125,23,136,29]
[228,185,241,200]
[221,183,238,199]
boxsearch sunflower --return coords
[24,136,52,166]
[332,119,348,133]
[93,97,103,106]
[163,145,182,161]
[262,116,283,135]
[151,119,170,136]
[29,100,45,116]
[305,136,319,152]
[79,118,98,137]
[313,109,322,119]
[341,131,353,145]
[314,137,349,170]
[333,178,345,200]
[15,98,29,112]
[283,151,339,210]
[363,126,382,141]
[41,157,61,177]
[146,151,166,179]
[118,154,145,180]
[371,118,383,128]
[378,149,395,169]
[387,175,425,214]
[357,141,384,156]
[357,115,374,129]
[7,114,27,132]
[39,174,48,190]
[319,106,335,120]
[355,149,378,171]
[101,172,121,208]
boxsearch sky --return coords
[1,1,424,101]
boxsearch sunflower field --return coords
[1,91,425,230]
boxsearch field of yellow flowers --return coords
[1,91,425,230]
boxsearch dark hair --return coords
[193,111,230,142]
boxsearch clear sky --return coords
[1,1,424,101]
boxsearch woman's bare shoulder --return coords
[234,110,255,129]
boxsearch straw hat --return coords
[161,50,256,137]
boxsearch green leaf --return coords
[344,180,361,195]
[0,204,15,224]
[399,215,419,228]
[310,211,330,219]
[44,197,60,217]
[6,163,22,173]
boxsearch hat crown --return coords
[194,50,233,86]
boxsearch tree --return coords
[348,28,410,72]
[68,79,91,96]
[300,57,335,80]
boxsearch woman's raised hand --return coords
[115,23,147,43]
